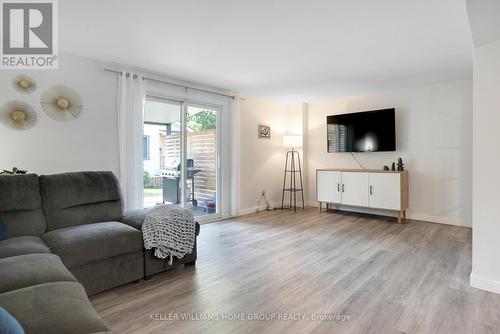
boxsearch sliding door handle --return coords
[369,185,373,195]
[342,184,345,192]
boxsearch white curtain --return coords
[117,71,145,210]
[229,95,241,216]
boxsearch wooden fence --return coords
[163,130,216,204]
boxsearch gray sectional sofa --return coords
[0,171,199,333]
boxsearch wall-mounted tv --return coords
[327,108,396,152]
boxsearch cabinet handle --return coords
[342,184,345,192]
[369,185,373,195]
[337,183,340,192]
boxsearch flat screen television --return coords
[327,108,396,152]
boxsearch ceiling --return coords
[466,0,500,46]
[60,0,473,102]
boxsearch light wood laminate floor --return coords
[90,208,500,334]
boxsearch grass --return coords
[144,188,162,198]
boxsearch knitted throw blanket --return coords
[142,204,196,265]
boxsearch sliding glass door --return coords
[185,104,219,216]
[143,98,182,208]
[143,96,220,218]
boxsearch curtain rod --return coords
[104,68,235,99]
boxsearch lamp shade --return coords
[283,135,303,148]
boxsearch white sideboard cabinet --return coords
[316,169,409,223]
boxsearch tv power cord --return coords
[257,191,276,211]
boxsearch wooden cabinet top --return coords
[317,168,408,174]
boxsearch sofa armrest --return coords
[120,209,200,236]
[120,209,150,230]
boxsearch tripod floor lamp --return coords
[281,135,305,211]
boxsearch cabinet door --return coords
[317,171,341,203]
[341,172,369,207]
[369,173,401,210]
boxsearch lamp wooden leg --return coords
[319,202,322,212]
[403,210,406,221]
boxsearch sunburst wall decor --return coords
[41,85,83,122]
[0,101,37,131]
[11,75,37,94]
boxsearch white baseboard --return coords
[238,199,281,216]
[306,202,470,228]
[237,206,259,216]
[407,213,469,227]
[470,273,500,295]
[237,202,470,228]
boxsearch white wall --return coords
[238,97,302,213]
[0,53,475,232]
[0,53,119,176]
[306,79,473,227]
[471,39,500,293]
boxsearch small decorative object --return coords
[41,85,83,122]
[383,165,389,171]
[397,157,404,171]
[391,162,396,171]
[0,167,28,175]
[0,101,37,131]
[11,75,37,94]
[258,124,271,138]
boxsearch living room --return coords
[0,1,500,333]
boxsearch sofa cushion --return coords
[0,236,51,259]
[42,221,142,268]
[0,174,46,236]
[40,171,123,231]
[0,282,110,334]
[0,254,77,294]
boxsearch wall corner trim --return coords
[470,273,500,295]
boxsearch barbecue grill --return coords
[161,158,201,206]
